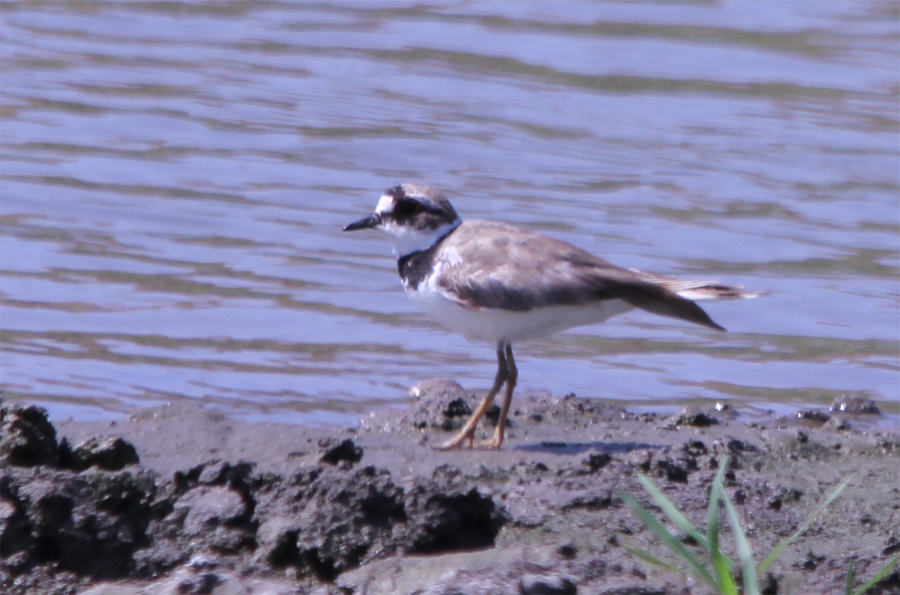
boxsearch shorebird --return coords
[344,184,755,449]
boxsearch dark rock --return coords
[177,572,220,594]
[583,452,612,471]
[59,436,139,471]
[683,440,708,457]
[520,573,578,594]
[485,404,502,425]
[800,551,825,571]
[443,397,472,418]
[318,438,363,466]
[0,404,59,467]
[656,460,689,483]
[668,407,718,428]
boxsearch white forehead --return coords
[375,193,394,214]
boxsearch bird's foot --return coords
[477,427,505,450]
[436,430,504,451]
[476,436,503,450]
[434,429,476,451]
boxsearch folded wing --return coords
[436,220,755,332]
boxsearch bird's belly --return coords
[406,286,632,344]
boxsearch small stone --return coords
[318,438,363,466]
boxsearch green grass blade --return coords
[712,550,738,595]
[723,488,760,595]
[844,558,856,595]
[623,545,685,574]
[619,489,718,589]
[707,457,726,550]
[853,555,899,595]
[708,455,736,589]
[759,475,852,574]
[637,473,710,551]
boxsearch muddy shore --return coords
[1,382,898,595]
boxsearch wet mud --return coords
[1,383,898,595]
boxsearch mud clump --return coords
[0,402,507,594]
[0,404,61,467]
[1,466,157,580]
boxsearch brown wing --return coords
[436,220,725,331]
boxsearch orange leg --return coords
[436,343,513,450]
[479,344,517,449]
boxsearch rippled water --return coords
[2,1,898,426]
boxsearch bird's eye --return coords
[394,199,422,218]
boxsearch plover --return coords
[344,184,756,449]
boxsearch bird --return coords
[344,184,756,450]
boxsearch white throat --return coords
[382,219,460,258]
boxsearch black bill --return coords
[343,214,381,232]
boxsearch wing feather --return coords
[435,220,727,331]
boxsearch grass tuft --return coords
[618,455,890,595]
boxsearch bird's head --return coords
[344,184,461,257]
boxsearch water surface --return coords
[2,1,898,426]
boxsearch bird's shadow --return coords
[514,441,662,455]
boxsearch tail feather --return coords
[631,270,763,301]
